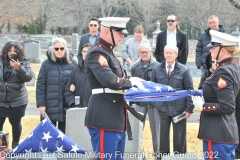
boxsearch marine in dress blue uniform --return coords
[197,30,240,160]
[84,17,133,160]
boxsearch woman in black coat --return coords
[0,41,32,149]
[36,38,77,133]
[65,43,92,108]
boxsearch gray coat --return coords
[150,60,194,116]
[0,57,32,108]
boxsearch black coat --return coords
[150,60,194,116]
[36,52,77,122]
[198,58,240,143]
[195,25,226,69]
[0,57,32,108]
[64,62,91,108]
[84,38,132,131]
[154,29,189,64]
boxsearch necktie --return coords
[168,65,172,78]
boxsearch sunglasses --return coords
[54,47,65,51]
[211,60,216,63]
[90,24,97,27]
[167,20,176,23]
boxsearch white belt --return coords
[92,88,124,94]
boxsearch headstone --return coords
[188,40,198,54]
[19,34,28,40]
[39,40,50,49]
[66,108,143,160]
[0,37,8,45]
[71,34,78,55]
[152,21,161,49]
[24,42,41,62]
[21,40,40,49]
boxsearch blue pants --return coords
[88,128,126,160]
[203,140,237,160]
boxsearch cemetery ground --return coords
[2,54,204,159]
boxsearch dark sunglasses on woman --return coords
[54,47,65,51]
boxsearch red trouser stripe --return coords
[100,130,104,160]
[208,141,213,160]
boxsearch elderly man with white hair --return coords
[151,44,194,159]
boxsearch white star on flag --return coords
[28,132,33,139]
[40,147,48,153]
[57,131,65,140]
[42,131,53,142]
[154,86,161,92]
[56,145,65,153]
[167,86,173,91]
[131,87,138,92]
[25,148,32,153]
[70,144,79,152]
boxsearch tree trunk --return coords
[228,0,240,9]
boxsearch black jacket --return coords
[151,60,194,116]
[65,61,91,108]
[36,51,77,122]
[0,57,32,107]
[195,25,226,69]
[77,32,100,63]
[84,38,132,131]
[198,58,240,143]
[154,29,189,64]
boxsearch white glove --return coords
[129,77,145,90]
[191,96,204,109]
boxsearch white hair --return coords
[164,44,178,54]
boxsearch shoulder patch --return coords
[98,55,109,67]
[217,77,227,88]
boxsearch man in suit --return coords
[154,14,189,65]
[77,17,100,63]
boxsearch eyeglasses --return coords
[54,47,65,51]
[167,20,176,23]
[139,51,151,54]
[90,24,97,27]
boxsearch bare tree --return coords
[131,0,162,37]
[179,0,240,32]
[0,0,37,33]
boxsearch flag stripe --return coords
[100,130,104,160]
[208,141,214,160]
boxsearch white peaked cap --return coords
[99,17,130,29]
[210,30,240,46]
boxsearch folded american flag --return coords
[124,81,202,102]
[8,118,86,155]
